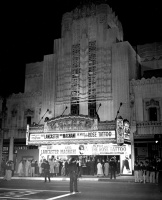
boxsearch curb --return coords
[0,176,134,182]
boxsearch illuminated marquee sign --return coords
[29,130,115,141]
[39,144,127,158]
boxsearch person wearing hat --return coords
[41,159,51,182]
[109,157,117,179]
[68,157,79,193]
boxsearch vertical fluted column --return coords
[9,136,14,161]
[130,123,136,174]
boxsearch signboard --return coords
[29,130,115,142]
[116,118,124,144]
[39,144,127,159]
[120,144,132,175]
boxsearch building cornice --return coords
[130,77,162,86]
[8,91,42,99]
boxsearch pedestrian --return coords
[143,161,146,183]
[156,157,161,184]
[68,157,79,193]
[49,158,55,177]
[54,159,59,176]
[31,159,35,177]
[11,161,15,177]
[145,160,150,183]
[150,160,156,183]
[17,160,23,177]
[25,159,30,177]
[97,160,104,177]
[139,161,144,183]
[104,160,109,177]
[35,160,39,176]
[157,157,162,192]
[42,159,51,182]
[65,159,69,176]
[4,160,12,181]
[90,158,95,176]
[109,157,117,179]
[134,161,139,183]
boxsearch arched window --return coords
[145,99,160,121]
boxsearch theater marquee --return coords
[29,130,115,142]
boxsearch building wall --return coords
[131,77,162,122]
[25,62,43,93]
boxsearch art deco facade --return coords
[0,4,162,173]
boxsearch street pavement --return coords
[0,175,162,200]
[0,174,135,182]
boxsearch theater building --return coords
[0,3,162,175]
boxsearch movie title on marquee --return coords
[29,130,115,141]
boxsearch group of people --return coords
[96,157,118,179]
[134,157,162,185]
[17,159,39,177]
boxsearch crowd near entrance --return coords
[13,154,122,178]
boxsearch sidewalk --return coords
[0,174,135,182]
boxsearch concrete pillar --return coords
[9,136,14,161]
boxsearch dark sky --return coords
[1,0,162,98]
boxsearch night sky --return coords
[1,0,162,98]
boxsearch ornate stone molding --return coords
[136,121,162,127]
[25,73,43,78]
[130,77,162,86]
[8,91,42,99]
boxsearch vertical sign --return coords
[26,125,29,145]
[116,118,124,145]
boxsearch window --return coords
[27,116,31,125]
[88,102,96,118]
[149,107,157,121]
[144,99,160,121]
[71,104,79,115]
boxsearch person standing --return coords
[157,157,162,192]
[31,159,35,177]
[54,160,60,176]
[138,161,144,183]
[4,160,12,181]
[134,161,139,183]
[90,158,95,176]
[17,160,23,177]
[11,161,15,177]
[104,160,109,177]
[65,159,69,176]
[25,160,30,177]
[150,160,156,183]
[42,160,50,182]
[49,158,55,177]
[68,157,79,193]
[97,160,104,177]
[145,161,150,183]
[109,158,117,179]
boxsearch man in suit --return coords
[68,157,79,193]
[42,159,50,182]
[109,157,117,179]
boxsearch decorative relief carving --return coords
[44,115,98,132]
[8,91,42,99]
[145,99,159,108]
[24,109,34,117]
[131,77,162,86]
